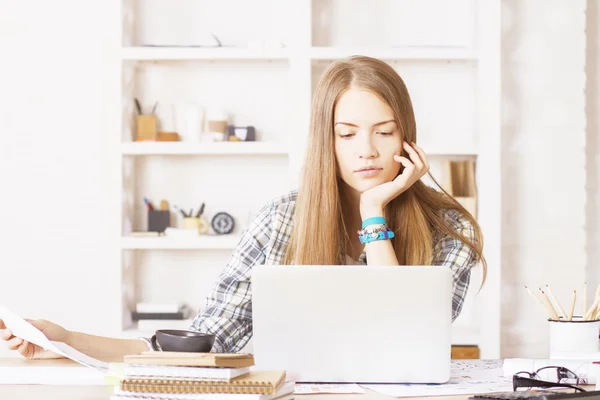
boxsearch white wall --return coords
[501,0,592,358]
[586,0,600,294]
[0,0,596,359]
[0,1,122,356]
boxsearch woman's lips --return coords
[355,168,382,177]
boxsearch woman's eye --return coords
[377,131,393,136]
[339,132,355,138]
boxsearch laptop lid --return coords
[251,265,452,383]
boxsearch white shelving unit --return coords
[122,47,288,61]
[121,235,242,250]
[118,0,500,358]
[309,46,477,61]
[121,141,288,156]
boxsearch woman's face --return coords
[334,88,403,194]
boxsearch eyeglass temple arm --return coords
[513,376,587,392]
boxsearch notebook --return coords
[124,365,251,382]
[119,370,286,395]
[124,352,255,369]
[111,381,295,400]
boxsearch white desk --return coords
[0,358,593,400]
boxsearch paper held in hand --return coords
[0,305,109,371]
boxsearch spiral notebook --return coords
[119,370,286,395]
[111,381,295,400]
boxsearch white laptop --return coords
[251,265,453,384]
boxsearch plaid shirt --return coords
[190,189,477,353]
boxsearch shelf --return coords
[121,235,242,250]
[310,46,477,61]
[423,145,478,156]
[122,46,288,61]
[121,142,289,156]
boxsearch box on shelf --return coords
[136,115,158,141]
[440,160,477,218]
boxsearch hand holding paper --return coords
[0,306,108,371]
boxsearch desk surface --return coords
[0,384,481,400]
[0,358,593,400]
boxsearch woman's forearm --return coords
[66,330,148,363]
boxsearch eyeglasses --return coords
[513,366,587,392]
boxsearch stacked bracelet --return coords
[361,216,386,229]
[358,216,395,244]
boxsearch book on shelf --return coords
[124,352,255,369]
[440,159,477,218]
[111,381,295,400]
[118,370,287,396]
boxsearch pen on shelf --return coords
[538,287,560,320]
[134,98,143,115]
[189,208,194,218]
[160,200,169,211]
[143,197,153,211]
[545,285,567,320]
[525,286,555,319]
[173,205,187,218]
[151,102,157,115]
[567,290,576,321]
[195,203,205,218]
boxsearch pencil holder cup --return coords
[136,115,158,141]
[183,217,209,234]
[148,210,170,233]
[548,317,600,358]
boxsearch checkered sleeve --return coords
[189,200,274,353]
[432,209,478,322]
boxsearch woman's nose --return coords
[356,133,378,159]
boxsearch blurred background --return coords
[0,0,597,361]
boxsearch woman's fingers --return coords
[393,155,414,173]
[410,142,430,172]
[17,340,34,359]
[7,336,23,350]
[403,142,424,171]
[0,327,13,341]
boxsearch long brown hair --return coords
[282,56,486,285]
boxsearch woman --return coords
[0,56,485,361]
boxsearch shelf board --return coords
[310,46,476,61]
[423,145,478,156]
[121,141,289,156]
[122,46,288,61]
[121,235,241,250]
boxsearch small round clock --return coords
[211,212,235,235]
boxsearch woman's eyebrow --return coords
[334,119,396,128]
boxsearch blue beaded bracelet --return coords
[359,229,395,244]
[361,216,386,229]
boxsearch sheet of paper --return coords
[0,305,109,371]
[295,383,365,394]
[362,359,512,398]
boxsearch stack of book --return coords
[110,352,294,400]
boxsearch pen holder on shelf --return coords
[183,217,209,234]
[548,317,600,358]
[136,115,158,141]
[148,210,170,233]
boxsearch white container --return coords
[549,317,600,359]
[174,102,203,142]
